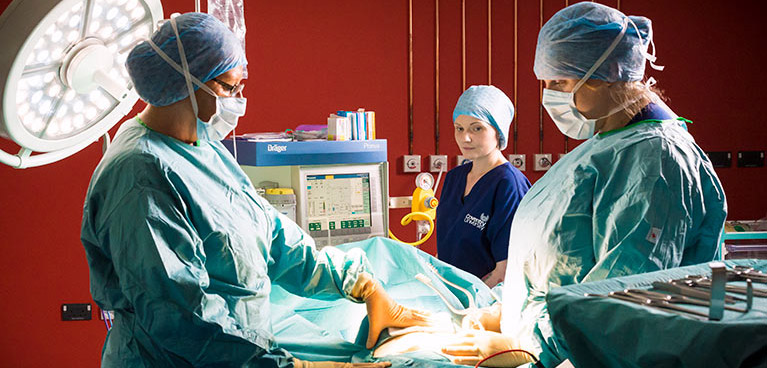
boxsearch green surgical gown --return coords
[81,118,370,367]
[500,119,727,367]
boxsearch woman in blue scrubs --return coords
[436,85,531,287]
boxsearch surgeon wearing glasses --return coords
[438,3,727,367]
[81,13,427,368]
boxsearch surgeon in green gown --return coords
[81,12,426,368]
[439,3,728,367]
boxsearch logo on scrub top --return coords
[464,212,489,231]
[267,144,287,153]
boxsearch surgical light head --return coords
[126,12,247,107]
[0,0,163,168]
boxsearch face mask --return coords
[197,92,246,141]
[542,16,655,140]
[146,15,247,142]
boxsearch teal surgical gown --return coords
[81,118,370,367]
[500,117,727,367]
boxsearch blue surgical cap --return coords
[126,12,247,106]
[452,85,514,150]
[534,2,653,82]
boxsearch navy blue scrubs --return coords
[436,162,531,279]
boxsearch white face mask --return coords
[197,92,246,141]
[542,16,655,140]
[146,15,247,142]
[541,88,597,140]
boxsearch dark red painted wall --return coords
[0,0,764,366]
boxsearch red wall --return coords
[0,0,765,366]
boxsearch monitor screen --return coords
[305,173,372,233]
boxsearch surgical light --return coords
[0,0,162,168]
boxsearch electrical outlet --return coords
[403,155,421,173]
[508,154,526,171]
[456,155,471,167]
[61,303,92,321]
[429,155,448,173]
[534,154,553,171]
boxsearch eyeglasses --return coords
[212,77,244,96]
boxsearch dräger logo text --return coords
[267,144,287,153]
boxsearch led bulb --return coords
[60,120,73,134]
[51,30,63,42]
[38,99,52,115]
[119,34,133,48]
[47,122,61,136]
[116,16,129,30]
[99,26,114,39]
[89,21,101,34]
[106,7,119,20]
[47,84,61,97]
[36,49,50,63]
[85,107,98,119]
[17,103,30,115]
[31,90,44,104]
[67,30,79,42]
[73,99,85,113]
[68,14,81,29]
[73,115,85,129]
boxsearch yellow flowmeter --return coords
[389,172,440,247]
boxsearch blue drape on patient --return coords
[271,237,498,365]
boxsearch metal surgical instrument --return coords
[624,289,748,313]
[679,276,767,298]
[584,292,708,320]
[652,281,741,304]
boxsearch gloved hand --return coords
[461,303,503,332]
[350,272,432,349]
[293,358,391,368]
[441,330,536,367]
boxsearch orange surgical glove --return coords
[350,272,433,349]
[441,330,536,367]
[293,359,391,368]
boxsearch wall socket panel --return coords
[429,155,448,172]
[534,154,553,171]
[61,303,92,321]
[508,154,526,171]
[456,155,471,167]
[403,155,421,173]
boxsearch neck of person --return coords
[138,99,198,145]
[595,97,652,134]
[470,149,507,177]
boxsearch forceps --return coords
[585,291,708,320]
[625,289,748,313]
[680,276,767,298]
[729,266,767,283]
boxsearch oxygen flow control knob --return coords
[424,197,438,210]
